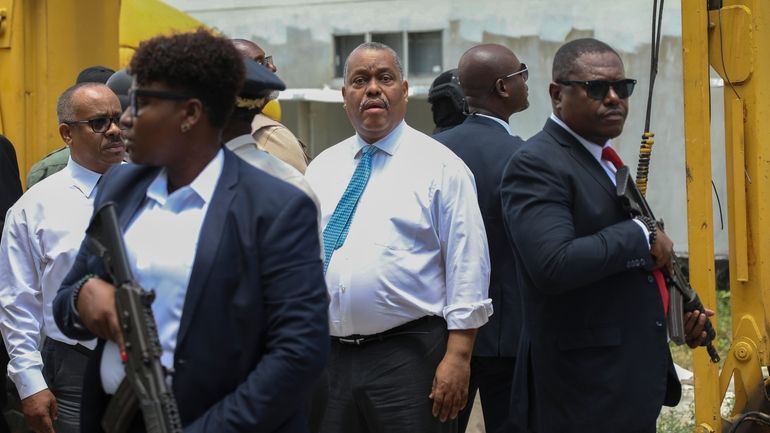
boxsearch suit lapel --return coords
[543,119,617,200]
[116,166,160,230]
[176,149,239,348]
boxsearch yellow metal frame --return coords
[0,0,209,187]
[683,1,770,432]
[0,0,120,187]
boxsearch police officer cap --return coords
[240,58,286,99]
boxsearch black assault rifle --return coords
[615,167,720,363]
[85,202,183,433]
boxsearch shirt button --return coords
[339,284,346,293]
[655,321,664,327]
[648,276,655,284]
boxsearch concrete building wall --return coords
[164,0,730,256]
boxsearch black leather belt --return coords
[331,316,439,346]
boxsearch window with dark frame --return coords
[408,31,442,76]
[333,30,443,79]
[334,34,365,78]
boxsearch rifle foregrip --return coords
[682,295,721,363]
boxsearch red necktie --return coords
[601,146,669,315]
[601,146,625,171]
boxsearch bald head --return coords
[459,44,517,97]
[458,44,529,120]
[232,38,277,73]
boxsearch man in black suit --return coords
[53,30,328,433]
[501,38,711,433]
[433,43,528,433]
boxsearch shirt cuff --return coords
[11,366,48,400]
[443,299,493,330]
[633,218,651,249]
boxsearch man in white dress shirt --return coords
[305,42,492,433]
[0,83,124,433]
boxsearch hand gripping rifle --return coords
[85,202,183,433]
[615,167,720,363]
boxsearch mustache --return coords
[104,136,125,147]
[359,98,389,112]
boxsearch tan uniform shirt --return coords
[251,113,309,174]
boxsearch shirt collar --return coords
[224,134,255,150]
[146,148,225,209]
[549,113,614,161]
[475,114,513,135]
[354,120,406,157]
[65,156,102,199]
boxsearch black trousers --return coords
[320,316,457,433]
[41,338,91,433]
[457,356,516,433]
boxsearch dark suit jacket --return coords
[434,114,524,357]
[53,149,329,433]
[0,135,22,233]
[500,119,680,433]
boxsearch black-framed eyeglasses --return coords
[258,55,274,68]
[63,116,125,133]
[128,89,194,117]
[502,63,528,82]
[556,79,637,100]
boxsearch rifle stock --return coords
[85,202,183,433]
[615,167,720,363]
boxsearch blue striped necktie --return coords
[322,145,378,273]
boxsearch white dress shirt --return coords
[0,157,98,399]
[305,121,492,337]
[225,134,323,244]
[100,149,223,394]
[550,113,650,243]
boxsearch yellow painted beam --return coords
[680,1,721,432]
[688,0,770,430]
[0,0,120,187]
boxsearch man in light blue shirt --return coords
[306,42,491,433]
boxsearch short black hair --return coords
[129,28,245,128]
[552,38,621,81]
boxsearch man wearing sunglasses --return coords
[26,66,120,189]
[500,38,711,433]
[0,83,124,433]
[433,43,528,433]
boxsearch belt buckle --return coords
[339,337,365,345]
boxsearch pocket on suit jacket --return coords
[557,327,621,351]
